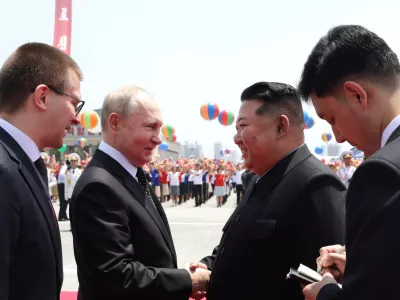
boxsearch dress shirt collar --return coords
[99,140,138,180]
[381,115,400,148]
[0,118,40,162]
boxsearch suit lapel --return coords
[385,124,400,146]
[0,127,63,287]
[94,150,177,262]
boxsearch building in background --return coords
[152,137,182,161]
[214,142,223,159]
[326,143,340,157]
[231,149,240,163]
[181,141,204,159]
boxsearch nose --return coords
[152,133,162,145]
[71,113,80,126]
[233,132,242,145]
[332,126,345,143]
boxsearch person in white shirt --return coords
[233,164,245,205]
[192,163,203,207]
[336,152,356,187]
[169,166,180,206]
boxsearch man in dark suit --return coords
[300,25,400,300]
[190,82,346,300]
[0,43,83,300]
[70,86,210,300]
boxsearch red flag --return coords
[53,0,72,55]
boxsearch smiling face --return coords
[117,93,162,167]
[234,100,279,175]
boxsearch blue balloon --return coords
[303,111,310,124]
[220,149,224,156]
[305,117,314,129]
[315,146,324,155]
[159,142,168,151]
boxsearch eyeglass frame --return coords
[30,84,85,116]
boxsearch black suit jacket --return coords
[318,125,400,300]
[0,127,62,300]
[70,150,192,300]
[200,145,346,300]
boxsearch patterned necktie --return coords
[137,168,157,208]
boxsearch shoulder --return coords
[73,164,120,195]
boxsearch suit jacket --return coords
[200,144,346,300]
[318,125,400,300]
[0,127,62,300]
[70,150,192,300]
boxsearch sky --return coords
[1,0,400,157]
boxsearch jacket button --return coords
[220,247,225,254]
[235,214,240,222]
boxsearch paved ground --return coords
[56,193,238,291]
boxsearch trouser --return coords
[202,182,208,203]
[57,183,68,220]
[193,184,202,206]
[236,184,243,205]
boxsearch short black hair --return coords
[241,82,304,125]
[298,25,400,101]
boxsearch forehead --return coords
[65,68,81,98]
[133,95,162,123]
[311,94,338,119]
[237,100,264,120]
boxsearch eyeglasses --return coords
[31,84,85,115]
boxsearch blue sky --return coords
[1,0,399,157]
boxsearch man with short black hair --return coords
[0,42,83,300]
[299,25,400,300]
[190,82,346,300]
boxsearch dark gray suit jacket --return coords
[318,125,400,300]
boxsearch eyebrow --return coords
[236,117,248,123]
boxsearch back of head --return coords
[0,42,82,114]
[298,25,400,100]
[241,82,304,127]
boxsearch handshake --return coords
[184,261,211,299]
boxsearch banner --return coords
[53,0,72,55]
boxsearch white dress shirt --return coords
[0,118,40,162]
[381,115,400,148]
[99,141,138,180]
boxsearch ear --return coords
[276,115,290,139]
[32,84,51,111]
[343,81,368,110]
[108,112,121,133]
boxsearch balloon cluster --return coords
[219,148,231,156]
[200,102,235,126]
[159,124,177,151]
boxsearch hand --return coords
[188,267,211,298]
[317,245,346,281]
[302,273,338,300]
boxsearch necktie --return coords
[34,158,48,187]
[34,158,57,224]
[136,168,157,209]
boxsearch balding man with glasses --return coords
[0,42,83,300]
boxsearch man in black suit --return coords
[0,43,83,300]
[70,86,210,300]
[300,25,400,300]
[190,82,346,300]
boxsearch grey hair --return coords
[100,86,144,131]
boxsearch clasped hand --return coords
[184,261,210,300]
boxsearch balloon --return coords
[220,149,224,156]
[77,138,88,147]
[303,111,310,124]
[224,149,231,155]
[58,144,67,153]
[315,146,324,155]
[305,117,314,129]
[161,124,175,138]
[218,110,235,126]
[159,142,168,151]
[321,132,333,142]
[200,102,220,120]
[88,122,102,134]
[167,135,177,143]
[80,111,100,130]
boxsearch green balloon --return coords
[58,144,67,153]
